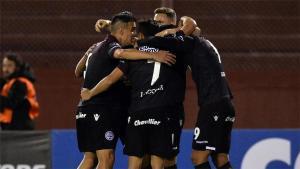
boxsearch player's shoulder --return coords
[192,35,206,43]
[193,36,214,48]
[98,36,122,56]
[90,40,108,52]
[103,35,121,49]
[139,36,160,45]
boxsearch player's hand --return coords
[155,28,178,37]
[192,27,201,37]
[81,88,93,101]
[95,19,111,33]
[153,50,176,66]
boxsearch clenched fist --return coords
[95,19,111,33]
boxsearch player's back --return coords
[138,35,191,106]
[119,35,193,113]
[119,53,170,112]
[187,36,233,106]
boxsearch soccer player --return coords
[151,7,236,169]
[153,7,196,169]
[81,20,194,169]
[188,34,235,169]
[94,8,196,169]
[95,8,196,38]
[75,12,176,169]
[139,7,236,169]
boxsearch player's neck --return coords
[110,33,124,46]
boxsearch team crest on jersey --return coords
[105,131,114,141]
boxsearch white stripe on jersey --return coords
[206,40,222,63]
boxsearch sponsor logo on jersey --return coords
[225,116,235,122]
[76,112,86,119]
[140,85,164,98]
[139,46,159,52]
[134,119,161,126]
[196,140,208,144]
[206,146,216,151]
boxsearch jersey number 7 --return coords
[147,60,161,86]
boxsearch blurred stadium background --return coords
[0,0,299,169]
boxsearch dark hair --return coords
[136,20,160,37]
[3,52,35,81]
[111,11,136,25]
[154,7,176,20]
[111,11,136,33]
[4,52,23,69]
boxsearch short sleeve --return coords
[117,60,129,74]
[108,42,122,59]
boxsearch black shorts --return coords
[76,104,127,152]
[124,108,182,158]
[118,106,129,145]
[192,98,235,153]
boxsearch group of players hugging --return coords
[74,7,235,169]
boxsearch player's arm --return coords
[113,48,176,66]
[108,42,176,65]
[156,16,197,37]
[145,36,192,54]
[75,44,97,78]
[75,55,87,78]
[81,67,124,101]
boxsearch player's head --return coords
[135,20,160,40]
[111,11,136,46]
[2,52,23,79]
[153,7,177,26]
